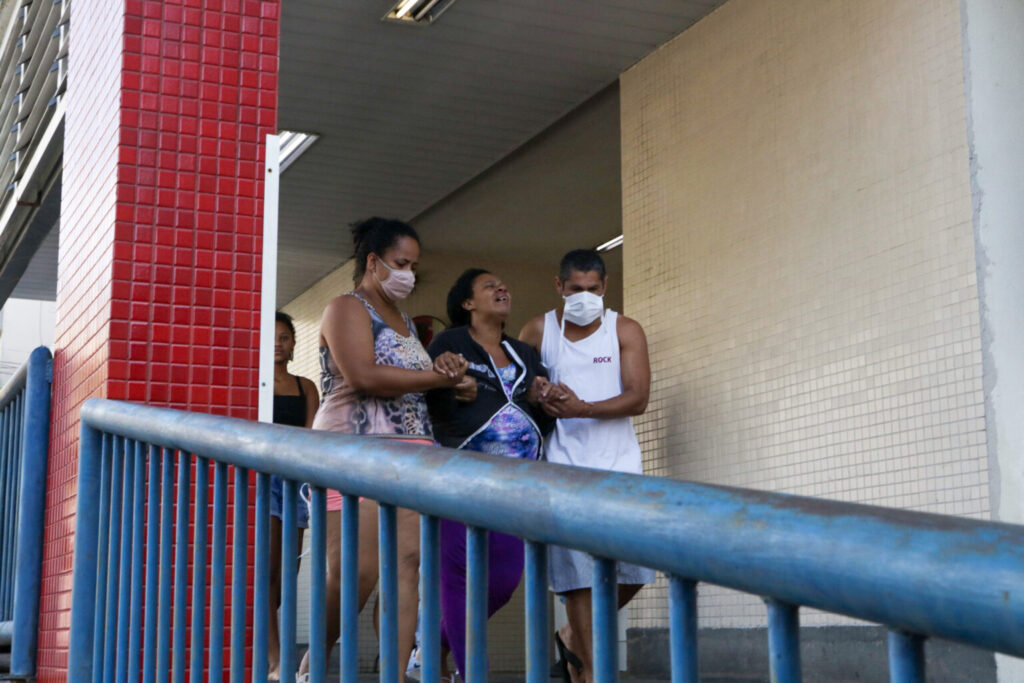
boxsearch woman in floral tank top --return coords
[297,218,469,679]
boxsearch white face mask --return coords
[562,291,604,326]
[374,259,416,301]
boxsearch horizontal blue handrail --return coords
[0,346,52,680]
[68,398,1024,683]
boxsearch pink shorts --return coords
[325,436,435,511]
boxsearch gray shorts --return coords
[549,546,656,594]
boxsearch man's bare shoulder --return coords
[518,313,546,349]
[615,313,646,337]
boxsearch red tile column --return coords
[38,1,280,680]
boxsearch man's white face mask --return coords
[562,291,604,326]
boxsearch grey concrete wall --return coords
[959,0,1024,680]
[628,626,996,682]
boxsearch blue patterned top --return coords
[462,362,539,460]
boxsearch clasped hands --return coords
[530,376,590,419]
[435,357,589,418]
[433,352,481,402]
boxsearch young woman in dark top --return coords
[269,311,319,681]
[426,269,553,680]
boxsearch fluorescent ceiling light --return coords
[596,234,623,252]
[278,131,319,173]
[383,0,460,25]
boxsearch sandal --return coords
[554,632,583,683]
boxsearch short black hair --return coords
[559,249,606,281]
[275,311,296,338]
[351,217,420,284]
[446,268,490,327]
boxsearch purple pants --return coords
[439,518,524,677]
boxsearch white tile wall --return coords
[620,0,986,629]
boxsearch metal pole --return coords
[309,487,328,683]
[209,461,229,680]
[67,423,104,683]
[888,630,926,683]
[592,557,619,683]
[143,445,161,683]
[766,598,802,683]
[524,540,549,683]
[669,576,698,683]
[280,479,299,680]
[465,526,488,683]
[379,503,399,683]
[419,515,440,683]
[253,472,271,683]
[10,346,51,677]
[340,494,360,683]
[230,467,249,683]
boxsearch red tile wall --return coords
[39,1,280,680]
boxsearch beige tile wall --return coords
[620,0,985,628]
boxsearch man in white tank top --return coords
[519,249,655,683]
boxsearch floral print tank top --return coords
[311,292,433,438]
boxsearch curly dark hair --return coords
[446,268,491,327]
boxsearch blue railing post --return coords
[190,456,210,683]
[102,436,125,682]
[592,557,619,683]
[340,494,360,683]
[143,445,160,683]
[420,515,441,683]
[230,467,249,683]
[253,471,271,683]
[156,448,174,683]
[280,479,299,681]
[466,526,488,683]
[0,400,11,619]
[115,439,137,683]
[888,630,926,683]
[379,503,399,683]
[524,540,549,683]
[766,598,802,683]
[67,421,104,683]
[89,435,113,678]
[67,398,1024,683]
[9,346,51,678]
[172,450,190,683]
[128,441,147,683]
[668,576,698,683]
[209,461,229,681]
[309,487,328,683]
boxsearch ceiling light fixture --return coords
[595,234,624,252]
[278,131,320,173]
[384,0,460,25]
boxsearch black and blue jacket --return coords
[426,326,553,450]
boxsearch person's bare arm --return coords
[541,316,650,419]
[321,295,464,397]
[517,315,545,354]
[301,376,319,428]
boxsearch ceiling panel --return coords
[277,0,726,304]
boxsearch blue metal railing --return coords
[68,398,1024,683]
[0,346,52,680]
